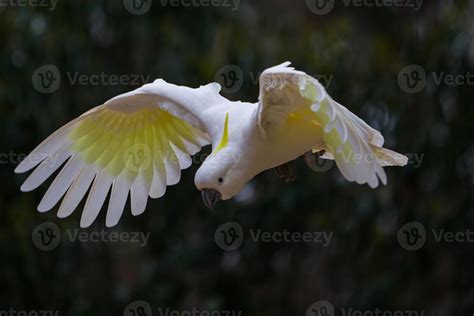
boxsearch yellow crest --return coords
[213,112,229,154]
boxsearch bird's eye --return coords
[218,177,224,184]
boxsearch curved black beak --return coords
[201,189,222,211]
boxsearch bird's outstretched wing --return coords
[258,62,407,188]
[16,80,222,227]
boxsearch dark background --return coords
[1,0,474,315]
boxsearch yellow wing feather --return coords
[16,105,210,227]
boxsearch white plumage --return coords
[16,62,407,227]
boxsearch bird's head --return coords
[195,146,247,210]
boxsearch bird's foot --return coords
[275,163,296,182]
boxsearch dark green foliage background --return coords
[1,0,473,315]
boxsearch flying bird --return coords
[16,62,408,227]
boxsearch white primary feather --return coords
[170,142,193,170]
[57,167,97,218]
[131,172,150,216]
[80,170,113,228]
[149,159,167,199]
[164,152,181,186]
[37,156,84,213]
[20,144,72,192]
[106,175,131,227]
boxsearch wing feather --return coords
[20,144,72,192]
[258,62,407,188]
[149,123,167,199]
[57,167,97,218]
[16,80,215,227]
[106,175,131,227]
[80,170,113,228]
[37,156,85,213]
[130,173,149,216]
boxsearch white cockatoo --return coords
[16,62,408,227]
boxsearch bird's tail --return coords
[312,97,407,188]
